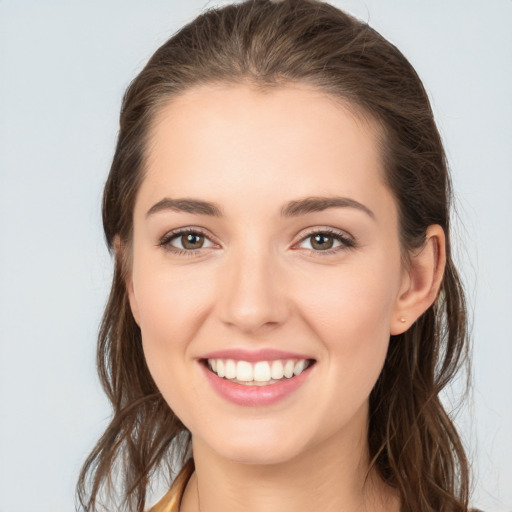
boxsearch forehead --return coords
[148,82,382,160]
[138,83,393,223]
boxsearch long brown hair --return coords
[76,1,470,511]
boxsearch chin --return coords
[216,443,301,466]
[201,422,313,466]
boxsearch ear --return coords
[114,236,140,326]
[390,224,446,335]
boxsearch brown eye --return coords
[310,233,334,250]
[159,228,216,254]
[180,232,205,250]
[297,229,355,255]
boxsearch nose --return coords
[217,243,290,335]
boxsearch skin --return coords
[125,83,445,512]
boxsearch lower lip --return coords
[200,362,314,406]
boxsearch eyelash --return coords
[157,227,356,257]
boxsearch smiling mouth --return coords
[202,358,316,386]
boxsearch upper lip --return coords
[200,348,314,362]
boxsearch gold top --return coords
[148,459,483,512]
[149,459,194,512]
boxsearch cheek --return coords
[297,253,401,394]
[134,249,210,330]
[300,252,401,341]
[131,264,213,427]
[131,256,214,376]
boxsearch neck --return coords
[180,409,399,512]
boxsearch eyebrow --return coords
[146,196,375,219]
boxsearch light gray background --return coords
[1,1,511,511]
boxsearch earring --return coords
[400,317,406,323]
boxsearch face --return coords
[127,84,409,465]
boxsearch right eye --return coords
[158,228,216,255]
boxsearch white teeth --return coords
[254,361,271,382]
[284,360,295,378]
[207,358,311,384]
[271,360,284,379]
[293,360,306,376]
[225,359,236,379]
[216,359,225,378]
[236,361,253,382]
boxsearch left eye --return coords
[297,230,354,252]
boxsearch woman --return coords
[77,1,474,511]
